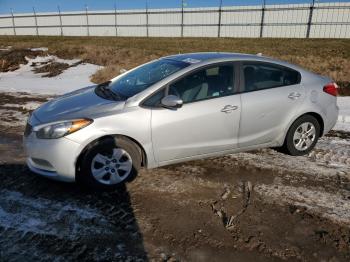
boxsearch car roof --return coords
[163,52,306,73]
[164,52,263,64]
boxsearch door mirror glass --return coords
[161,95,183,109]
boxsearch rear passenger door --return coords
[238,61,305,148]
[148,63,241,164]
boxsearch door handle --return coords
[288,92,301,100]
[221,105,238,113]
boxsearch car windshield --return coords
[109,59,189,98]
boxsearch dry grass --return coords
[33,62,70,77]
[32,60,82,77]
[0,36,349,90]
[0,48,46,72]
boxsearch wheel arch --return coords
[304,112,324,136]
[283,111,325,145]
[75,134,148,175]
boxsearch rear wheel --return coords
[282,115,320,156]
[78,137,141,190]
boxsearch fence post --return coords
[217,0,222,38]
[85,5,89,36]
[33,7,39,36]
[146,1,149,37]
[114,2,118,37]
[10,8,16,36]
[181,0,184,37]
[306,0,315,38]
[260,0,265,38]
[58,5,63,36]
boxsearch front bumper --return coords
[23,132,83,182]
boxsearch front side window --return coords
[243,62,301,92]
[168,64,235,104]
[110,59,189,98]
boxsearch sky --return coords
[0,0,349,14]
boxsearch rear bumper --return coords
[23,133,83,182]
[323,102,339,135]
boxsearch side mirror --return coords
[161,95,183,109]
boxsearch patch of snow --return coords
[2,102,42,111]
[338,115,350,123]
[334,97,350,131]
[0,55,102,95]
[0,46,11,51]
[228,135,350,184]
[0,109,27,127]
[25,55,81,66]
[338,96,350,117]
[30,47,48,52]
[255,184,350,226]
[0,189,115,238]
[22,101,42,111]
[334,121,350,132]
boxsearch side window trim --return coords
[239,60,302,94]
[235,61,242,93]
[238,61,245,94]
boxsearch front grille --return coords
[24,123,32,137]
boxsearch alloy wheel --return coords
[90,148,132,185]
[293,122,316,151]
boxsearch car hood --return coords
[33,86,125,123]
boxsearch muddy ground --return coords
[0,92,350,261]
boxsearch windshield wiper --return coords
[97,81,111,88]
[95,81,124,101]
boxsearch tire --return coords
[282,115,320,156]
[77,136,141,190]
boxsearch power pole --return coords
[33,7,39,36]
[260,0,266,38]
[306,0,315,38]
[146,0,149,37]
[114,1,118,36]
[58,5,63,36]
[11,8,16,36]
[181,0,184,37]
[85,4,89,36]
[218,0,223,37]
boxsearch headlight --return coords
[34,119,93,139]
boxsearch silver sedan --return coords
[23,53,339,189]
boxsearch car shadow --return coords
[0,162,148,261]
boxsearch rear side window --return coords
[243,62,301,92]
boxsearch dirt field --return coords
[0,36,349,92]
[0,91,350,261]
[0,38,350,261]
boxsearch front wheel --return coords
[78,137,141,190]
[282,115,320,156]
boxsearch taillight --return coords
[323,82,338,96]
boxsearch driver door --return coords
[148,63,242,164]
